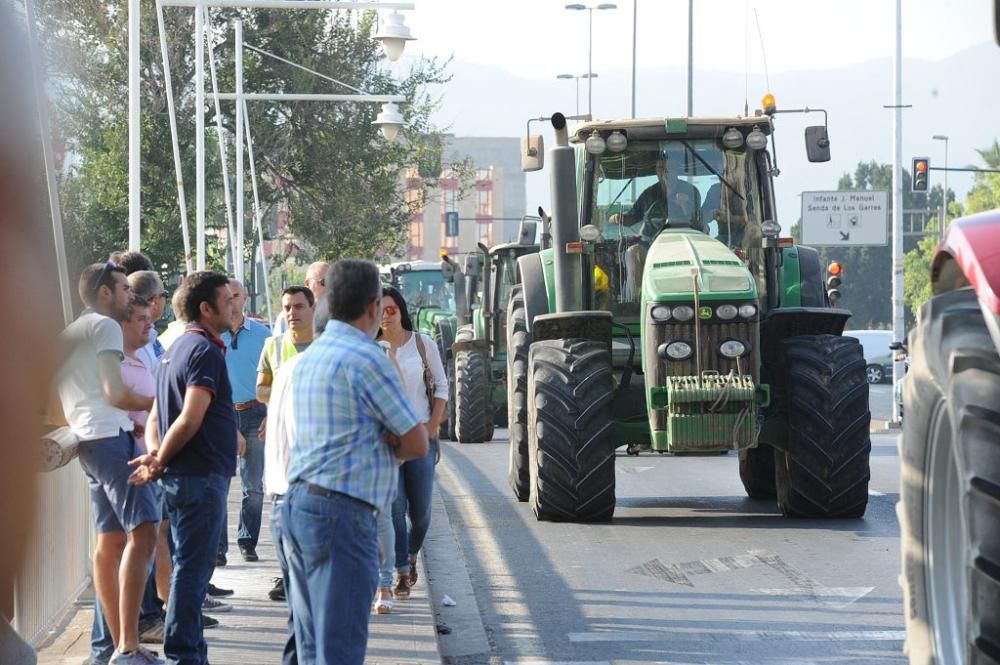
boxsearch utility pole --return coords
[128,0,140,250]
[631,0,637,118]
[687,0,693,116]
[195,6,205,270]
[890,0,904,423]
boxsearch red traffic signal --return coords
[912,157,930,192]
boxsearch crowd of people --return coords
[53,251,446,665]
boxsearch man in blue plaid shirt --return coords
[282,259,428,665]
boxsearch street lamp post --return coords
[556,73,598,116]
[565,3,617,116]
[933,134,949,240]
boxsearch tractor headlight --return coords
[719,339,749,358]
[715,304,738,320]
[671,305,695,322]
[738,303,757,319]
[660,341,693,361]
[650,304,672,322]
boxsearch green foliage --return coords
[37,0,460,285]
[965,139,1000,214]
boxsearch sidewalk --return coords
[35,481,441,665]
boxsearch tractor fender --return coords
[795,246,829,307]
[517,252,550,333]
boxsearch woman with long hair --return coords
[373,286,447,612]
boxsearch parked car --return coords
[844,330,894,384]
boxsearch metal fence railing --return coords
[15,463,91,646]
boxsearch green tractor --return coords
[383,260,468,439]
[508,108,872,521]
[450,219,542,443]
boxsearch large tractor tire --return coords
[774,334,871,518]
[454,347,494,443]
[527,339,615,522]
[506,288,530,501]
[899,287,1000,665]
[434,321,455,441]
[739,445,776,498]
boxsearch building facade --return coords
[404,136,526,262]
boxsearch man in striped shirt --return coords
[282,260,427,665]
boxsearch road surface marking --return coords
[567,629,906,642]
[753,586,876,608]
[869,489,886,496]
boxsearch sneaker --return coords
[268,577,286,602]
[202,596,233,613]
[109,646,163,664]
[216,553,227,567]
[202,614,220,629]
[239,544,259,562]
[138,617,164,644]
[207,582,234,597]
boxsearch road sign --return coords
[800,190,888,246]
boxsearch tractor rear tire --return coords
[527,339,615,522]
[774,334,871,518]
[455,348,494,443]
[739,445,776,498]
[507,288,531,501]
[446,360,457,440]
[899,287,1000,665]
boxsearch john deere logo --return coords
[699,306,713,320]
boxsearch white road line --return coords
[567,629,906,642]
[753,586,875,608]
[869,489,886,496]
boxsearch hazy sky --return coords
[404,0,993,80]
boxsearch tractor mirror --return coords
[517,218,538,245]
[805,126,831,163]
[521,134,544,172]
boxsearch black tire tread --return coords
[455,347,494,443]
[739,445,776,498]
[507,288,530,501]
[528,338,615,522]
[774,334,871,518]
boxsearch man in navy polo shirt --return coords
[129,271,240,665]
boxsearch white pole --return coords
[943,138,949,236]
[155,0,193,274]
[236,19,245,283]
[687,0,693,116]
[195,6,206,270]
[128,0,141,250]
[203,7,238,277]
[891,0,904,423]
[24,0,74,324]
[631,0,637,119]
[587,8,593,116]
[243,100,273,323]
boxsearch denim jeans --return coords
[376,508,395,588]
[218,476,230,557]
[161,473,227,665]
[90,569,162,663]
[270,495,297,665]
[237,404,267,549]
[282,482,378,665]
[392,438,437,572]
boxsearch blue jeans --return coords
[237,404,267,549]
[161,474,227,665]
[282,482,378,665]
[270,495,297,665]
[90,570,162,663]
[392,438,437,572]
[218,477,230,557]
[376,508,395,588]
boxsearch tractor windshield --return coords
[587,139,763,251]
[397,270,455,311]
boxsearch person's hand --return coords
[237,431,247,457]
[128,452,163,486]
[384,431,401,449]
[426,418,442,437]
[257,416,267,440]
[608,213,622,225]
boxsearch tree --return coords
[36,0,463,284]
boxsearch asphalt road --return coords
[430,423,905,665]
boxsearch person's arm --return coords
[395,422,429,461]
[98,353,154,412]
[256,371,273,403]
[146,399,161,452]
[129,387,212,485]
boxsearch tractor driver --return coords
[608,152,702,239]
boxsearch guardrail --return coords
[16,463,91,646]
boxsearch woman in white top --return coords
[373,286,448,611]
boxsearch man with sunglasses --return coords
[219,279,270,565]
[55,262,162,664]
[271,261,328,338]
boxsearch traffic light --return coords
[912,157,930,192]
[827,261,843,303]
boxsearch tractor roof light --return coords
[606,130,628,153]
[722,127,744,149]
[585,131,607,155]
[762,92,777,115]
[762,220,781,238]
[746,125,768,150]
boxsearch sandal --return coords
[394,575,411,600]
[373,588,393,614]
[407,556,419,588]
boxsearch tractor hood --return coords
[641,229,757,301]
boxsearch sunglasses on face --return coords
[383,305,399,316]
[92,261,122,294]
